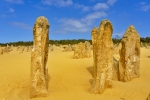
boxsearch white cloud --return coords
[82,6,91,12]
[139,2,150,11]
[89,0,95,2]
[9,8,14,13]
[139,2,146,5]
[93,3,109,10]
[75,0,117,12]
[59,18,86,29]
[42,0,73,7]
[0,14,7,18]
[107,0,117,6]
[141,5,150,11]
[34,5,48,10]
[83,11,107,21]
[55,11,106,34]
[74,3,90,12]
[81,11,107,26]
[41,0,52,5]
[5,0,24,4]
[9,22,32,30]
[57,18,89,33]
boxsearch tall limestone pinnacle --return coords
[90,20,114,94]
[30,16,50,98]
[119,25,140,82]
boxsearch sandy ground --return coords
[0,47,150,100]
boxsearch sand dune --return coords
[0,48,150,100]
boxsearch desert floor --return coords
[0,47,150,100]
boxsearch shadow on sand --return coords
[87,66,94,85]
[147,56,150,58]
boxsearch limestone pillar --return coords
[0,48,3,55]
[90,20,113,94]
[30,16,50,98]
[91,27,97,78]
[119,25,140,82]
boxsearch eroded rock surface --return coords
[73,41,91,59]
[119,25,140,82]
[30,16,50,98]
[49,44,54,52]
[0,48,3,55]
[84,41,91,58]
[90,20,113,94]
[63,45,73,52]
[112,56,119,80]
[91,27,97,78]
[113,43,122,55]
[20,46,24,53]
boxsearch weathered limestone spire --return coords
[30,16,50,98]
[119,25,140,82]
[73,41,91,59]
[91,26,97,78]
[90,20,113,94]
[0,47,3,55]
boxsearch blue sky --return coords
[0,0,150,43]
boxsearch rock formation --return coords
[10,45,13,51]
[3,47,9,53]
[3,44,10,53]
[112,56,119,80]
[49,44,54,52]
[63,45,73,52]
[73,42,85,59]
[73,41,91,59]
[0,48,3,55]
[119,25,140,82]
[7,44,10,52]
[113,43,122,55]
[20,46,24,53]
[91,27,97,78]
[84,41,91,58]
[112,43,121,80]
[90,20,113,94]
[30,16,50,98]
[146,45,150,49]
[26,46,32,52]
[17,46,20,51]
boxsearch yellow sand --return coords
[0,48,150,100]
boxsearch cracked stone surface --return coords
[30,16,50,98]
[90,20,113,94]
[119,25,140,82]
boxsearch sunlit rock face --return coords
[30,16,50,98]
[73,41,91,59]
[0,47,3,55]
[119,25,140,82]
[90,20,113,94]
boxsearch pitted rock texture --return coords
[73,41,91,59]
[112,56,119,80]
[30,16,50,98]
[119,25,140,82]
[90,20,113,94]
[63,45,73,52]
[0,48,3,55]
